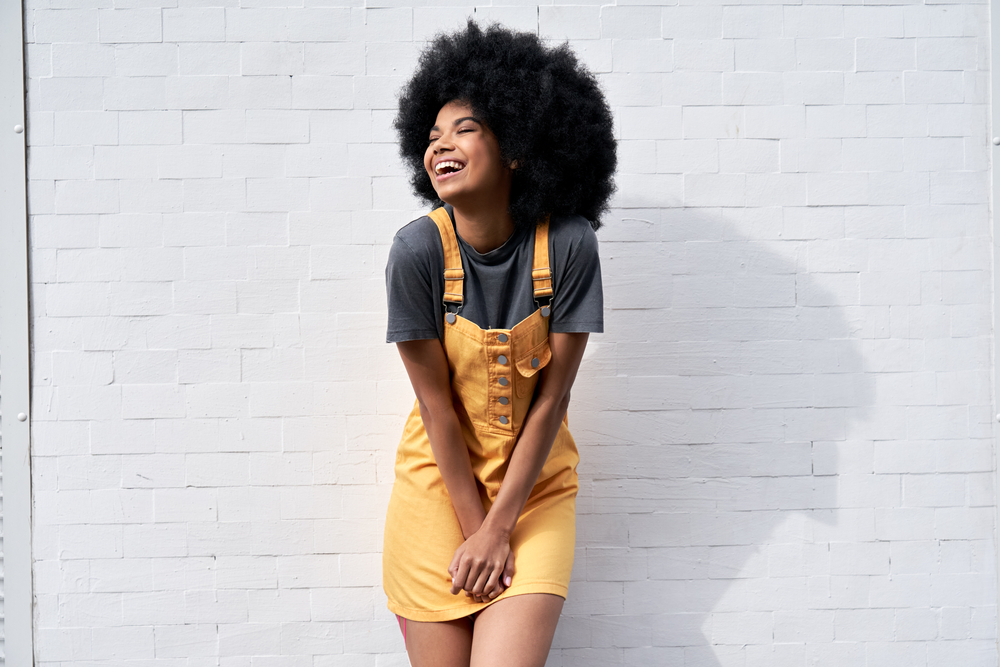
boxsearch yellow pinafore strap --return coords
[531,220,552,304]
[428,207,465,308]
[427,207,552,312]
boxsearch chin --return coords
[433,187,463,206]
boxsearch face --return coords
[424,100,512,208]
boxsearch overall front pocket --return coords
[514,337,552,398]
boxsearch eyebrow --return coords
[429,117,482,133]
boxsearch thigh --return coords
[402,616,475,667]
[470,594,564,667]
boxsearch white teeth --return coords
[435,160,465,175]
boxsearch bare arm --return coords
[449,331,590,597]
[396,338,486,539]
[484,331,589,535]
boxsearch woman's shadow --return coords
[556,205,872,665]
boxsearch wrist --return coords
[480,509,515,540]
[459,512,486,540]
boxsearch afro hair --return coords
[394,20,617,231]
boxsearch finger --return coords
[469,562,492,596]
[450,559,472,595]
[486,565,504,591]
[502,551,515,588]
[448,548,462,579]
[467,589,489,603]
[461,555,487,593]
[473,558,502,599]
[484,577,505,600]
[471,556,502,596]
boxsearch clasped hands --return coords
[448,525,516,603]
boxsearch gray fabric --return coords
[386,205,604,343]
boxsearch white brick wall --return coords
[23,2,994,665]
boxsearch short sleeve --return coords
[549,216,604,334]
[385,224,443,343]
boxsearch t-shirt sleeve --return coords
[385,231,441,343]
[550,218,604,334]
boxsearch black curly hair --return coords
[394,20,617,231]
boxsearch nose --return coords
[435,131,456,151]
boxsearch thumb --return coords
[502,551,515,588]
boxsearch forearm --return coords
[396,339,487,540]
[419,401,486,539]
[481,390,570,537]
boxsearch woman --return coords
[382,21,616,666]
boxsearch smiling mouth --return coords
[435,160,466,175]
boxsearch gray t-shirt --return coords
[386,205,604,343]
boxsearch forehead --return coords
[432,100,477,127]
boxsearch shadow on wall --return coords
[561,205,873,666]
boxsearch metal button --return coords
[498,355,507,365]
[531,357,540,368]
[446,312,456,324]
[499,377,508,386]
[541,306,550,317]
[499,416,508,425]
[499,397,509,405]
[498,333,508,343]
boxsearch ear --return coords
[510,159,519,170]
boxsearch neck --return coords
[450,201,516,254]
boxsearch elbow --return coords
[558,390,571,415]
[416,396,456,427]
[538,388,572,419]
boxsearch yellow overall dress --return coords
[383,208,580,622]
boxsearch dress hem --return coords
[387,581,568,623]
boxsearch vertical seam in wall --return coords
[0,0,34,663]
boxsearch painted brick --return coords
[782,71,845,105]
[54,111,117,146]
[115,44,177,78]
[179,43,241,76]
[51,43,115,77]
[21,2,997,665]
[857,38,916,72]
[163,8,225,43]
[662,6,722,39]
[845,7,905,38]
[783,6,843,39]
[724,7,784,39]
[98,9,161,44]
[673,39,733,73]
[32,9,101,43]
[540,6,601,41]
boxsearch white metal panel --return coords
[1,427,5,666]
[992,0,1000,659]
[0,0,32,663]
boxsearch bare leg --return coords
[402,616,475,667]
[469,594,564,667]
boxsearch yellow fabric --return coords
[428,207,465,306]
[531,217,553,301]
[383,209,580,623]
